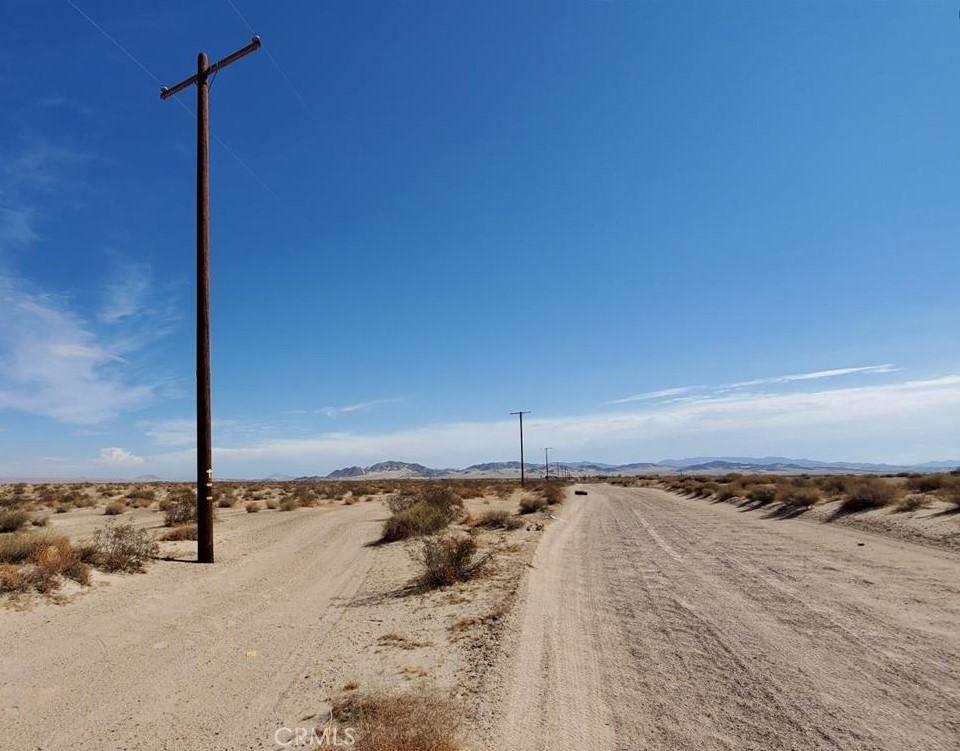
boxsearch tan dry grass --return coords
[330,691,462,751]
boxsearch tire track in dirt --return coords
[487,484,960,750]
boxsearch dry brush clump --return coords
[414,535,490,589]
[104,500,127,516]
[0,530,92,595]
[0,509,31,533]
[472,510,523,530]
[381,487,463,542]
[330,691,462,751]
[776,486,822,510]
[836,478,899,515]
[158,524,197,541]
[518,495,547,514]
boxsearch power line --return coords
[224,0,311,110]
[62,0,278,200]
[62,0,162,84]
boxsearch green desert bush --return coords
[380,486,462,542]
[161,490,196,526]
[92,522,159,573]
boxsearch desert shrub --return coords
[31,514,50,527]
[906,474,946,493]
[265,498,279,510]
[473,510,523,530]
[0,531,90,594]
[92,522,158,572]
[162,490,196,526]
[540,484,565,505]
[385,494,418,514]
[420,486,463,513]
[838,478,897,514]
[216,489,238,508]
[817,475,854,496]
[892,494,929,513]
[331,691,462,751]
[69,493,97,509]
[716,485,738,502]
[279,497,299,512]
[777,487,821,509]
[245,501,262,513]
[747,485,777,505]
[104,500,127,516]
[415,535,489,589]
[0,509,31,533]
[519,496,547,514]
[382,503,453,542]
[380,486,462,542]
[159,524,197,541]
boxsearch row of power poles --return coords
[509,411,560,486]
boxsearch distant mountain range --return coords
[289,457,960,481]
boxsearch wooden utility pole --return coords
[544,447,553,481]
[160,36,261,563]
[510,411,530,486]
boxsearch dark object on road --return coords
[575,490,588,496]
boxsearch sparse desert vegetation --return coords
[330,691,462,751]
[415,534,490,589]
[648,470,960,540]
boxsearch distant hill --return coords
[291,456,960,481]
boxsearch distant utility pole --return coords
[544,447,553,481]
[510,411,531,486]
[160,36,261,564]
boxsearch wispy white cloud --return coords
[0,276,157,424]
[316,397,404,418]
[99,261,151,323]
[95,447,144,465]
[607,364,898,405]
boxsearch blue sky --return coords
[2,1,960,478]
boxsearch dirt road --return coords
[492,484,960,750]
[0,502,386,750]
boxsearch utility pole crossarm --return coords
[160,36,261,99]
